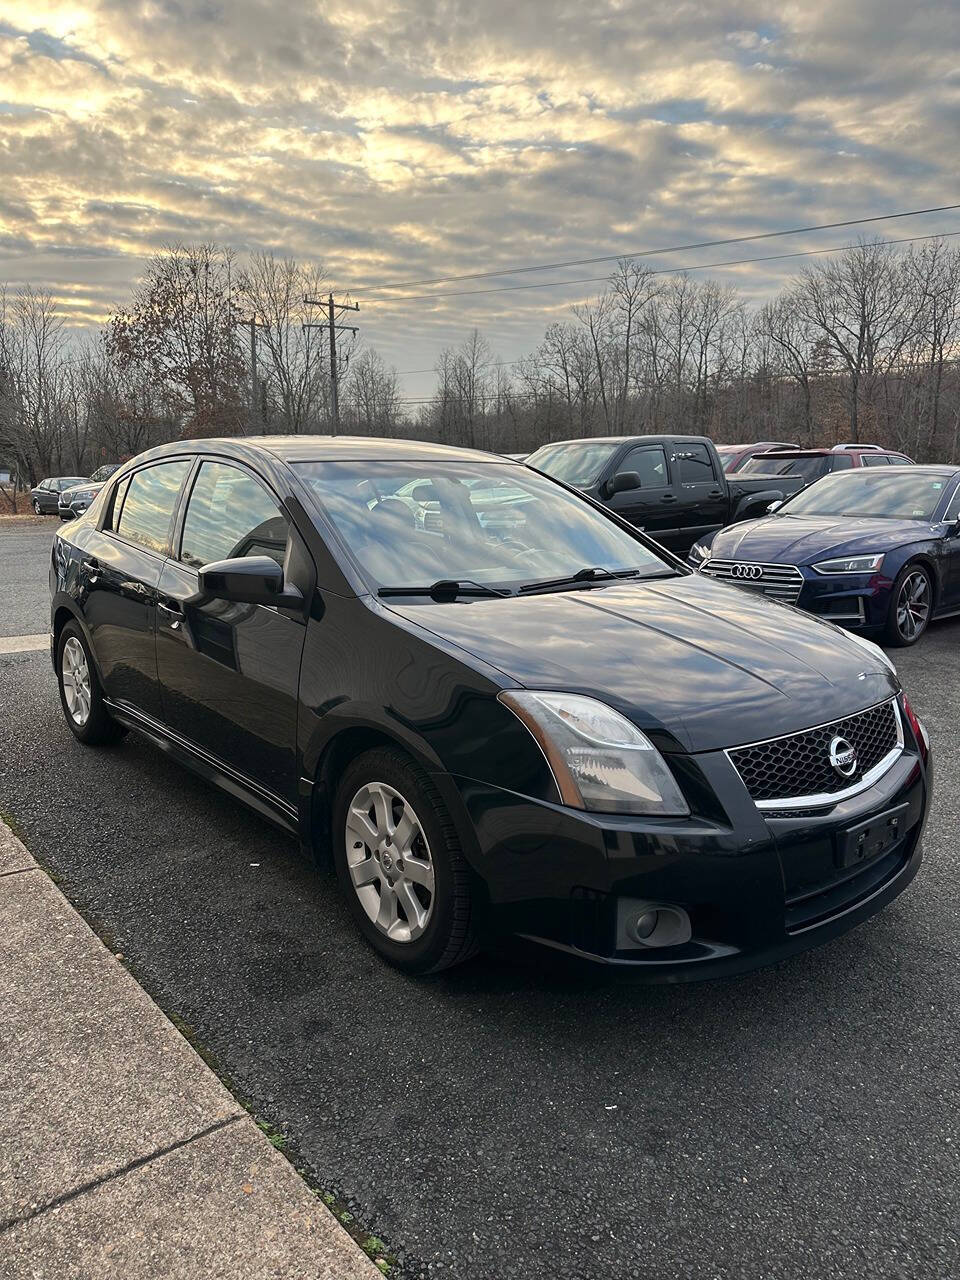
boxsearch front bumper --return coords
[449,735,930,981]
[695,559,894,632]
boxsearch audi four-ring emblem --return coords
[731,563,764,580]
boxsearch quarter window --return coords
[862,454,889,466]
[180,461,288,569]
[619,446,668,488]
[115,461,191,554]
[672,444,715,484]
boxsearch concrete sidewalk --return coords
[0,820,383,1279]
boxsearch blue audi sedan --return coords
[689,466,960,646]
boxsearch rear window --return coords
[115,461,191,554]
[673,443,715,484]
[741,456,830,483]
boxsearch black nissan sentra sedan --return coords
[49,437,932,978]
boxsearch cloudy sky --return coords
[1,0,958,397]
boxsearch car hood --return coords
[386,574,898,753]
[60,481,103,500]
[707,514,935,564]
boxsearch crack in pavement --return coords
[0,1115,245,1233]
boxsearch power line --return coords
[350,202,960,294]
[361,228,960,304]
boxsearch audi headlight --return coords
[498,691,689,816]
[812,553,884,575]
[689,542,711,566]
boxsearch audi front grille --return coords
[701,559,804,604]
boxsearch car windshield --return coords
[779,470,950,520]
[741,455,829,482]
[295,460,673,594]
[526,441,621,486]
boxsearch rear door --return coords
[668,442,727,552]
[82,459,192,720]
[605,444,681,549]
[155,459,311,808]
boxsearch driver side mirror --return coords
[947,517,960,538]
[607,471,642,498]
[197,555,303,608]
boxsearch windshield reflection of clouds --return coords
[785,472,949,521]
[296,462,666,590]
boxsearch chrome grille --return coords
[728,700,902,807]
[701,559,804,604]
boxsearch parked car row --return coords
[28,465,122,519]
[524,434,808,555]
[51,435,931,983]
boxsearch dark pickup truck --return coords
[525,434,806,556]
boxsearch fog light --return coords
[616,899,692,950]
[629,910,659,941]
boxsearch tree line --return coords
[2,236,959,498]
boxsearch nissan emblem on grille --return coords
[731,563,764,580]
[727,700,901,805]
[828,735,858,778]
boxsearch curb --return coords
[0,818,384,1279]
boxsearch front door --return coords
[606,444,682,550]
[155,460,310,807]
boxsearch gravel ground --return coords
[2,523,958,1279]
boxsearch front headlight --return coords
[498,691,689,816]
[812,553,884,574]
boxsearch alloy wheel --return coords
[33,499,42,514]
[896,570,930,641]
[344,781,435,943]
[61,635,92,726]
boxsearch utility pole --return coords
[239,316,265,433]
[303,293,359,435]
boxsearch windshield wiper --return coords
[378,579,512,600]
[518,566,648,595]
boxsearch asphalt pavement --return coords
[2,520,959,1279]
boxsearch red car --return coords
[716,441,800,473]
[738,445,914,487]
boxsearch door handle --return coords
[659,494,678,503]
[84,557,101,585]
[708,489,723,497]
[158,599,184,630]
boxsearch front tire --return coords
[883,562,933,647]
[32,499,42,515]
[332,746,479,974]
[56,622,125,745]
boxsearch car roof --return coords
[531,434,709,449]
[124,435,517,467]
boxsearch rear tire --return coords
[56,621,126,745]
[332,746,479,974]
[883,562,932,647]
[32,499,42,515]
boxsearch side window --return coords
[672,443,715,484]
[116,461,191,554]
[180,461,288,570]
[105,475,131,531]
[833,455,854,471]
[862,454,888,466]
[947,485,960,522]
[620,446,668,487]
